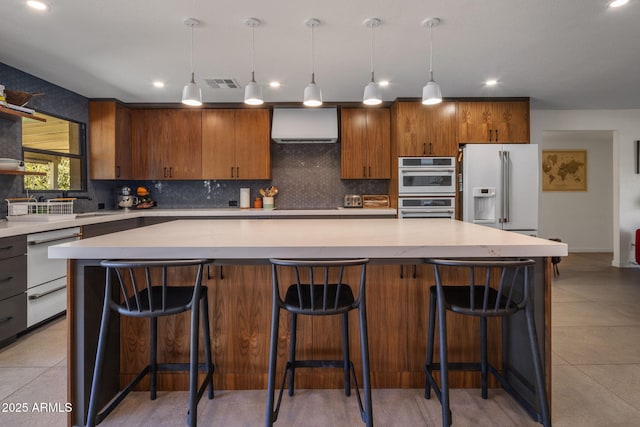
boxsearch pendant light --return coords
[182,18,202,107]
[244,18,264,105]
[363,18,382,106]
[303,18,322,107]
[421,17,442,106]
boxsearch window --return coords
[21,112,86,192]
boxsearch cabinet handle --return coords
[163,167,167,178]
[489,129,493,141]
[116,166,121,178]
[28,285,66,300]
[28,233,82,245]
[236,166,239,178]
[0,245,13,251]
[169,167,173,178]
[363,166,366,178]
[0,316,14,324]
[423,143,426,156]
[399,264,404,279]
[219,265,224,280]
[429,142,433,155]
[368,166,371,177]
[413,264,417,279]
[230,167,234,178]
[0,276,14,283]
[495,129,499,142]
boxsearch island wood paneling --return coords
[115,261,539,391]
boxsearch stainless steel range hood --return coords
[271,107,338,143]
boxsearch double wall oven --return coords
[398,157,456,219]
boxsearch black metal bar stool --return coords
[265,258,373,427]
[424,258,550,427]
[86,259,215,427]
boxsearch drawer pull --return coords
[0,316,14,324]
[28,285,66,300]
[28,234,81,246]
[0,276,14,283]
[1,245,14,251]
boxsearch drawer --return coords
[27,277,66,328]
[0,255,27,300]
[0,235,27,260]
[0,293,27,343]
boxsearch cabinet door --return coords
[234,109,271,180]
[341,109,368,178]
[366,109,391,178]
[89,101,131,179]
[202,110,236,179]
[427,101,457,156]
[457,102,492,143]
[395,102,421,157]
[163,109,202,179]
[492,101,530,143]
[131,109,166,179]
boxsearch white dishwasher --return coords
[26,227,81,327]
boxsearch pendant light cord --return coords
[370,24,375,82]
[190,24,195,83]
[310,23,316,83]
[428,23,434,81]
[251,23,256,82]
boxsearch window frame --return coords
[21,110,88,194]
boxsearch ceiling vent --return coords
[204,78,241,89]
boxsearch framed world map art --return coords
[542,150,587,191]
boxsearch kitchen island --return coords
[49,218,567,427]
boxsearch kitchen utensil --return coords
[259,188,266,197]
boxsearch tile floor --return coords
[1,253,639,426]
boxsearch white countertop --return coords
[0,207,397,238]
[48,218,568,260]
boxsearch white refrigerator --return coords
[462,144,539,235]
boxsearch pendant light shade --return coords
[421,17,442,106]
[182,18,202,107]
[363,18,382,106]
[244,18,264,105]
[303,18,322,107]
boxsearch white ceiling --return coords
[1,0,639,109]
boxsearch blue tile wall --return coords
[1,62,390,217]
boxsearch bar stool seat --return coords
[86,259,215,427]
[423,258,551,427]
[266,258,373,427]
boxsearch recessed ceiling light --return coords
[153,81,165,88]
[379,80,390,87]
[485,79,498,86]
[609,0,629,7]
[269,81,280,88]
[26,0,49,11]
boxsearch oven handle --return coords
[28,233,82,246]
[400,210,455,218]
[400,168,455,173]
[28,284,66,300]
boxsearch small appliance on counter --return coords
[116,186,137,209]
[343,194,363,208]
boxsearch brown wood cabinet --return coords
[201,109,270,180]
[130,109,202,179]
[89,101,131,179]
[458,100,530,143]
[341,108,390,179]
[393,101,457,157]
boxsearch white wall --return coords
[538,131,613,252]
[531,109,640,267]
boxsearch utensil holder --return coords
[263,196,274,210]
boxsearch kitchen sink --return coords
[75,212,117,218]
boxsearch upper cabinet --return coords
[457,100,529,143]
[131,109,202,180]
[201,109,270,180]
[89,101,131,179]
[393,101,457,157]
[341,108,391,179]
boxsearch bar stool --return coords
[265,259,373,427]
[86,259,215,427]
[423,258,550,427]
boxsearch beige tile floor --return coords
[1,253,639,426]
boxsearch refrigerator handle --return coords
[504,151,510,223]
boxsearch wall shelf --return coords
[0,170,46,176]
[0,105,46,122]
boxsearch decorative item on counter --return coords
[0,84,6,105]
[135,186,155,209]
[259,185,278,210]
[253,197,262,208]
[240,188,250,209]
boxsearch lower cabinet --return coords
[0,235,27,346]
[26,276,67,328]
[0,293,27,344]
